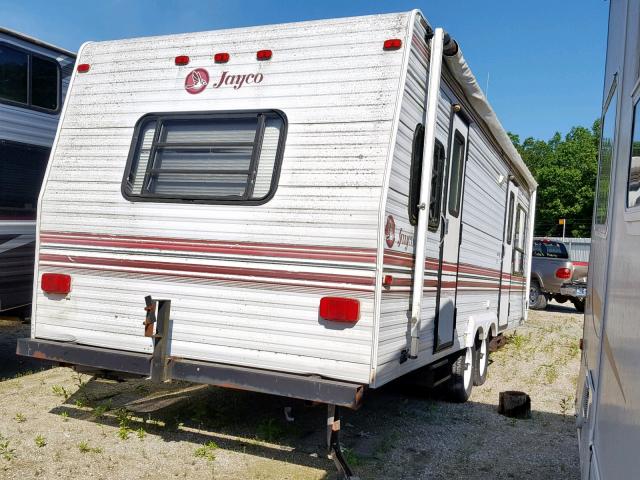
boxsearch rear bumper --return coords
[560,282,587,299]
[17,338,364,409]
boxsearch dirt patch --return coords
[0,308,581,479]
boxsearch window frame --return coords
[512,204,528,274]
[626,86,640,210]
[121,110,288,206]
[594,76,618,233]
[0,42,61,114]
[447,129,466,218]
[408,123,445,232]
[506,192,515,245]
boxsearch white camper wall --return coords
[34,13,414,385]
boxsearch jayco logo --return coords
[184,69,264,94]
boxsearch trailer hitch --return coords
[143,295,172,383]
[327,404,360,480]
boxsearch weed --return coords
[341,447,361,467]
[73,372,87,389]
[136,428,146,440]
[118,426,130,440]
[92,403,110,419]
[77,441,102,454]
[34,435,46,448]
[74,398,86,408]
[13,413,26,423]
[0,435,15,461]
[51,385,69,399]
[116,408,132,440]
[60,412,69,422]
[256,418,284,442]
[134,384,150,395]
[540,364,559,384]
[568,340,580,359]
[194,441,218,462]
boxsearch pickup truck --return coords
[529,239,588,312]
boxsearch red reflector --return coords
[257,49,272,60]
[383,39,402,50]
[214,52,230,63]
[175,55,190,66]
[555,267,572,280]
[41,273,71,294]
[76,63,90,73]
[319,297,360,323]
[383,274,393,287]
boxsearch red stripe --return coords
[39,253,376,287]
[573,261,589,267]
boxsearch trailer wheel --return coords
[473,335,489,386]
[572,298,585,313]
[529,279,547,310]
[446,346,474,402]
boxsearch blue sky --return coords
[0,0,608,140]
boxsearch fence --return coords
[534,237,591,263]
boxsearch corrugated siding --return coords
[34,13,411,384]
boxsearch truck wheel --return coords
[473,335,489,386]
[529,279,547,310]
[446,346,474,402]
[572,298,585,313]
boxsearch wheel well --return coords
[531,273,544,290]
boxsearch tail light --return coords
[555,267,572,280]
[41,273,71,294]
[319,297,360,323]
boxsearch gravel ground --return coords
[0,305,582,479]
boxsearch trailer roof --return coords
[0,27,76,58]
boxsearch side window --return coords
[627,99,640,208]
[123,110,286,204]
[448,130,466,217]
[506,192,515,245]
[513,205,527,274]
[408,123,445,231]
[0,43,60,112]
[595,80,618,226]
[0,140,50,219]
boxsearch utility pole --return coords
[559,218,566,241]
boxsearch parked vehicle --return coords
[0,28,75,315]
[529,239,588,312]
[16,11,536,477]
[576,1,640,478]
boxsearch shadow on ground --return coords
[0,319,53,379]
[48,372,578,480]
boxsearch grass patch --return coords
[13,413,26,423]
[136,427,146,440]
[194,441,218,462]
[51,385,70,400]
[77,441,102,454]
[59,411,69,422]
[0,434,15,460]
[34,435,46,448]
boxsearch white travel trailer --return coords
[17,11,536,476]
[0,28,75,314]
[576,1,640,479]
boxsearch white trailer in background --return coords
[17,11,536,477]
[0,28,75,314]
[576,1,640,479]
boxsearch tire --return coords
[473,335,489,386]
[446,346,474,403]
[572,298,585,313]
[529,279,547,310]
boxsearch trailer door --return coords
[434,112,469,352]
[498,179,518,329]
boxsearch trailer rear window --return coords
[123,111,286,204]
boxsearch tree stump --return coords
[498,391,531,418]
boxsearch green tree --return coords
[509,120,599,237]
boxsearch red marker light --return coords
[76,63,90,73]
[41,273,71,294]
[174,55,190,66]
[257,49,272,60]
[319,297,360,323]
[214,52,230,63]
[383,275,393,287]
[383,39,402,50]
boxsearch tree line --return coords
[508,120,600,238]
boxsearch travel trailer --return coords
[16,11,536,476]
[0,28,75,314]
[576,1,640,479]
